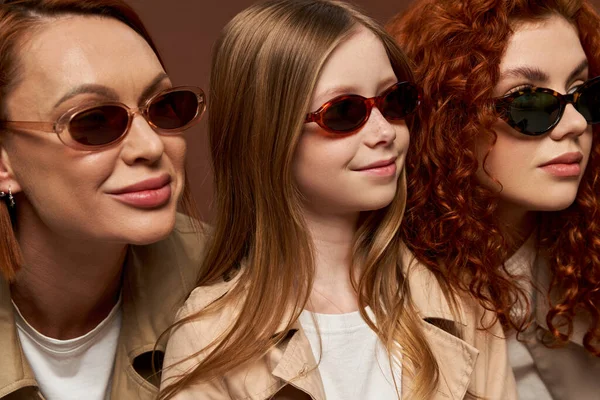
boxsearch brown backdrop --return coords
[125,0,600,221]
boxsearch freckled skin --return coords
[296,27,410,215]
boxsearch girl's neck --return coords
[302,207,360,314]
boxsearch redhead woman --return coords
[160,1,516,399]
[389,0,600,398]
[0,1,206,399]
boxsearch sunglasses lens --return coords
[382,83,420,119]
[148,89,200,130]
[69,105,129,146]
[322,96,368,133]
[509,92,561,134]
[576,79,600,123]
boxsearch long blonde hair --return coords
[160,1,438,398]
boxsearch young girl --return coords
[160,1,515,399]
[389,0,600,397]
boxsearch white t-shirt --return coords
[504,235,553,400]
[298,307,401,400]
[13,298,122,400]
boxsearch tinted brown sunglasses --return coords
[0,86,206,150]
[305,81,420,134]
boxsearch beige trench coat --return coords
[161,245,517,399]
[0,214,207,400]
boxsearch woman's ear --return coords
[0,145,22,193]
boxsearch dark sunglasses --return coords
[495,76,600,136]
[305,81,421,134]
[0,86,206,150]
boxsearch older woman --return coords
[0,1,206,399]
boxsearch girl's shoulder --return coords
[177,269,245,328]
[162,272,245,390]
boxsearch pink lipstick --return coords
[108,175,172,208]
[538,152,583,177]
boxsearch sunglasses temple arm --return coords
[0,121,56,132]
[305,113,319,123]
[494,98,511,119]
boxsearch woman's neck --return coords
[302,207,360,314]
[10,209,127,340]
[497,200,537,254]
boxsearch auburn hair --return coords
[388,0,600,356]
[0,0,197,281]
[159,0,439,398]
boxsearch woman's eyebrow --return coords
[566,59,588,83]
[500,66,549,82]
[53,84,118,109]
[138,72,170,103]
[52,72,170,110]
[500,59,588,85]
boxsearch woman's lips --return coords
[108,175,172,208]
[538,152,583,177]
[539,163,581,177]
[110,184,172,208]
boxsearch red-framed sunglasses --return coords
[305,81,420,134]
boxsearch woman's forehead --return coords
[12,15,163,113]
[498,15,586,90]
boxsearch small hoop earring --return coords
[0,187,15,208]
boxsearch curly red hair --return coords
[388,0,600,356]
